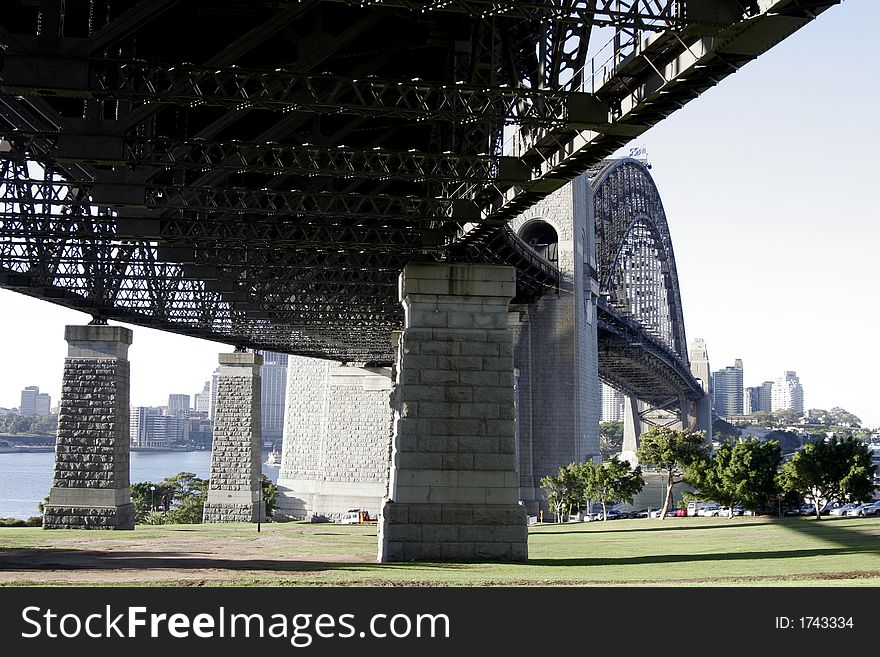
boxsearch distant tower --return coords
[167,394,190,414]
[256,351,288,446]
[193,380,211,413]
[759,381,774,413]
[688,339,712,441]
[208,366,220,420]
[745,386,760,415]
[20,386,51,416]
[601,383,625,422]
[20,386,38,415]
[772,371,804,413]
[712,359,743,418]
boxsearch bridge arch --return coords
[590,158,688,360]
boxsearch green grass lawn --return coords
[1,515,879,587]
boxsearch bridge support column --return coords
[276,357,393,521]
[622,395,644,457]
[203,351,264,523]
[378,263,527,562]
[43,325,134,530]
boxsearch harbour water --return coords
[0,450,280,519]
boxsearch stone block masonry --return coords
[203,351,264,523]
[508,174,601,514]
[277,358,392,520]
[43,325,135,530]
[378,263,528,562]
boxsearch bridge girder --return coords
[0,0,843,360]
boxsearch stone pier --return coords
[276,357,393,521]
[378,262,527,562]
[203,351,264,523]
[43,324,134,529]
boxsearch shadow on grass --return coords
[0,549,465,573]
[775,515,880,551]
[527,543,880,568]
[530,519,782,535]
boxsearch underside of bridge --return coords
[0,1,841,558]
[0,0,841,363]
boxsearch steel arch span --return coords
[589,158,703,406]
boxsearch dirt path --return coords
[0,528,375,585]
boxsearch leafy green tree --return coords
[130,482,175,523]
[636,426,709,520]
[770,409,802,427]
[828,407,861,428]
[261,475,278,518]
[129,472,208,525]
[778,437,877,520]
[685,439,782,517]
[599,421,624,460]
[583,457,643,520]
[540,463,587,522]
[763,430,803,455]
[712,416,741,443]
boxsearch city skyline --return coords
[0,3,877,427]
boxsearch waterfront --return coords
[0,450,280,519]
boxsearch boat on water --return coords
[265,449,280,467]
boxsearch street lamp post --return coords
[149,485,156,512]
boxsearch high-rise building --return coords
[759,381,774,413]
[130,406,189,449]
[20,385,51,416]
[167,394,191,414]
[601,383,625,422]
[771,371,804,414]
[745,381,774,414]
[257,350,288,445]
[744,386,760,415]
[193,380,211,413]
[712,359,743,419]
[209,367,220,420]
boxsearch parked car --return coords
[627,509,651,519]
[673,508,688,517]
[696,504,723,517]
[828,503,859,517]
[847,501,880,517]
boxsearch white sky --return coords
[1,1,877,427]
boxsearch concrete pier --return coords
[203,351,264,523]
[378,262,527,562]
[43,324,135,529]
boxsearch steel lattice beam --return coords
[319,0,695,30]
[0,56,605,129]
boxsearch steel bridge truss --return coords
[0,0,842,361]
[589,158,702,405]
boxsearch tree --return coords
[599,421,624,460]
[583,457,643,520]
[540,463,587,522]
[763,430,803,455]
[778,437,877,520]
[770,409,802,427]
[261,475,278,518]
[712,416,741,443]
[130,481,176,522]
[685,439,782,517]
[129,472,208,525]
[635,426,710,519]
